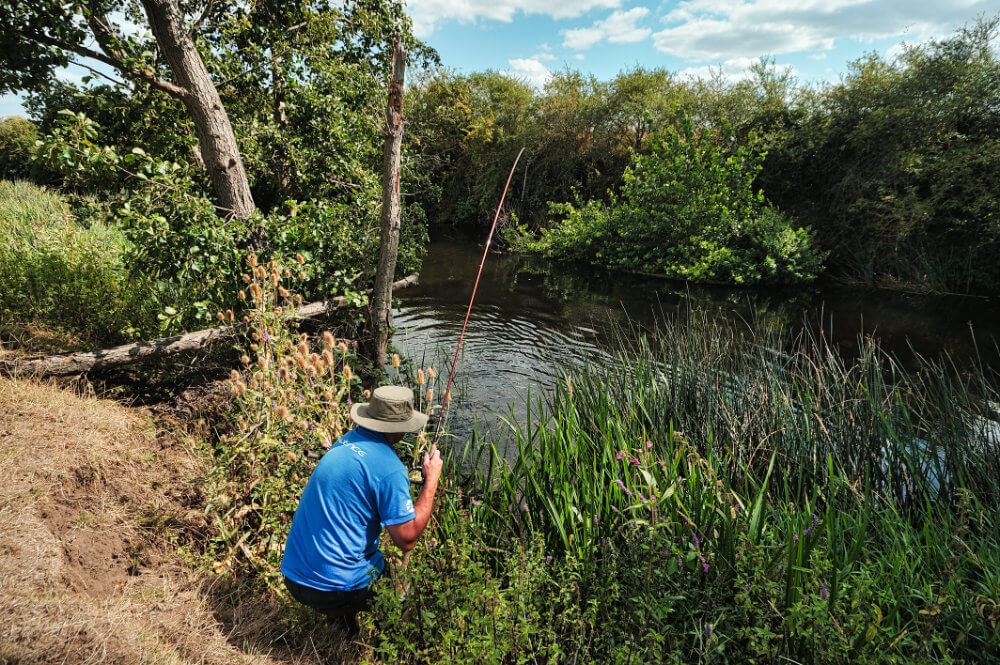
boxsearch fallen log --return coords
[1,273,419,376]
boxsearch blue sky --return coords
[2,0,998,117]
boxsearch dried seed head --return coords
[337,341,348,354]
[240,354,251,365]
[242,274,251,284]
[391,353,400,368]
[294,353,307,370]
[248,253,258,268]
[270,272,279,287]
[416,369,425,385]
[298,271,307,280]
[363,389,371,399]
[295,294,303,305]
[250,343,259,351]
[278,286,289,298]
[343,365,353,382]
[428,367,437,379]
[321,350,333,367]
[284,270,291,278]
[297,342,308,356]
[243,315,250,323]
[217,312,225,322]
[257,357,267,370]
[268,260,278,271]
[239,290,246,300]
[230,369,241,381]
[286,451,297,462]
[276,405,289,418]
[426,388,433,401]
[322,331,334,348]
[226,309,234,322]
[296,253,305,265]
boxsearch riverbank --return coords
[0,377,355,664]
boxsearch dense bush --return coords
[0,180,155,345]
[0,116,37,180]
[515,111,824,285]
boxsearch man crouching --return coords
[281,385,442,634]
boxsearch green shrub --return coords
[517,109,825,285]
[0,180,155,345]
[0,117,37,180]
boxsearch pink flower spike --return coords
[646,440,653,450]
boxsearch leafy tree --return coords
[0,116,39,180]
[0,0,258,220]
[519,110,823,285]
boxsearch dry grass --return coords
[0,378,352,665]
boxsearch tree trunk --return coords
[140,0,256,220]
[365,40,406,369]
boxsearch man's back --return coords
[281,427,415,591]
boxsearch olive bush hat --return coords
[350,385,429,433]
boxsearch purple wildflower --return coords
[629,457,640,467]
[646,440,653,450]
[705,624,713,638]
[471,498,481,507]
[777,565,786,577]
[346,397,352,405]
[615,450,626,461]
[545,556,553,564]
[804,514,821,536]
[263,331,271,342]
[692,533,700,545]
[703,562,710,573]
[820,583,829,600]
[289,372,297,380]
[744,583,752,593]
[520,502,529,512]
[594,514,599,525]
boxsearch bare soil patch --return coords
[0,378,346,665]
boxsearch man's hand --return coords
[422,443,442,485]
[387,440,443,553]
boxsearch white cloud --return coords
[562,7,651,50]
[652,0,995,62]
[575,53,586,60]
[506,57,553,88]
[407,0,624,38]
[677,56,799,82]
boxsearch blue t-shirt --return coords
[281,427,415,591]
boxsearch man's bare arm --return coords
[386,444,442,552]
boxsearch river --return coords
[393,238,1000,441]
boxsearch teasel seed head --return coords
[294,294,303,305]
[240,355,251,365]
[268,260,278,271]
[239,290,246,300]
[242,273,251,284]
[296,253,305,265]
[297,341,308,356]
[321,350,333,367]
[226,309,234,322]
[257,357,267,370]
[416,369,425,385]
[392,353,400,368]
[248,253,258,268]
[270,272,279,287]
[343,365,354,382]
[298,271,307,280]
[426,388,433,401]
[363,389,371,399]
[284,269,291,278]
[428,367,437,379]
[230,369,241,381]
[217,312,225,322]
[323,331,335,348]
[337,342,348,354]
[250,343,259,351]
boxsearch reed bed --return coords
[382,312,1000,663]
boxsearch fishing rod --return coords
[429,147,526,448]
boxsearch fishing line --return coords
[429,147,526,447]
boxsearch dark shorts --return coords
[283,576,374,634]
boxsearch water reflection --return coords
[394,239,1000,441]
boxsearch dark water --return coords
[393,239,1000,440]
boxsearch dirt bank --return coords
[0,378,341,665]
